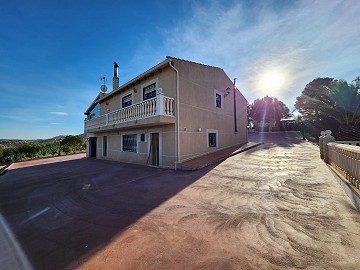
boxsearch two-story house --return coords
[84,56,248,169]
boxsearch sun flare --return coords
[259,70,286,93]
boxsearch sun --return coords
[259,70,286,93]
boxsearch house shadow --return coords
[245,131,309,154]
[0,157,216,269]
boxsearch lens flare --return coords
[259,70,286,93]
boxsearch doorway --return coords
[89,137,97,158]
[150,133,159,166]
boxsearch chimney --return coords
[113,61,119,90]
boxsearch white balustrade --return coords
[327,142,360,189]
[84,95,175,130]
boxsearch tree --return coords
[60,135,85,154]
[249,96,290,131]
[295,77,360,139]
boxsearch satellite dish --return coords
[100,85,107,93]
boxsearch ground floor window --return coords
[208,133,217,147]
[103,136,107,156]
[123,134,137,152]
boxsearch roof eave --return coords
[96,58,171,104]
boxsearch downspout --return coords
[169,60,180,168]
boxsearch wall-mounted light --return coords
[224,87,231,97]
[197,127,202,132]
[133,87,137,93]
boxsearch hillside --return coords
[0,134,84,148]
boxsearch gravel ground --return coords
[0,133,360,269]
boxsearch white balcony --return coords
[85,93,175,131]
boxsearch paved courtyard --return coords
[1,133,360,269]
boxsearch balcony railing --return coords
[85,93,174,131]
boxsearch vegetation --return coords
[0,135,85,164]
[295,76,360,139]
[248,96,291,131]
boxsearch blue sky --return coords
[1,0,359,139]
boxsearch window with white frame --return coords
[214,90,223,109]
[207,129,218,148]
[122,93,132,108]
[143,83,156,100]
[122,134,137,152]
[215,93,222,108]
[89,104,100,119]
[208,133,217,147]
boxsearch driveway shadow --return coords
[0,158,214,269]
[245,131,308,154]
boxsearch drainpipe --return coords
[169,60,180,168]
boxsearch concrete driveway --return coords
[1,133,360,269]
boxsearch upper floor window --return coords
[215,93,222,108]
[143,83,156,100]
[214,90,223,109]
[89,104,100,119]
[122,93,132,108]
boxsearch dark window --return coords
[140,133,145,142]
[123,134,137,152]
[103,136,107,156]
[143,83,156,100]
[215,93,222,108]
[208,133,217,147]
[122,94,132,108]
[89,104,100,119]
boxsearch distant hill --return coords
[0,134,85,148]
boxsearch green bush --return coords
[0,137,85,164]
[1,147,18,163]
[61,135,85,154]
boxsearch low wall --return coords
[327,142,360,190]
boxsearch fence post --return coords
[323,130,335,163]
[319,131,325,159]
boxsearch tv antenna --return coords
[100,75,107,93]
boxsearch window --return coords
[103,136,107,156]
[143,83,156,100]
[89,104,100,119]
[122,134,137,152]
[208,133,217,147]
[215,93,222,108]
[140,133,145,142]
[122,94,132,108]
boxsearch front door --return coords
[150,133,159,166]
[89,137,97,158]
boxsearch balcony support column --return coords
[156,88,165,116]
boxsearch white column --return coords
[156,88,165,116]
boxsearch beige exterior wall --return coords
[87,124,176,168]
[98,67,176,116]
[85,57,248,168]
[172,59,248,162]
